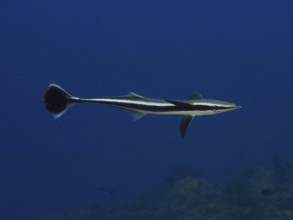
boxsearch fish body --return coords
[44,84,240,138]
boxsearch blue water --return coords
[1,0,293,219]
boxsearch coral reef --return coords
[46,158,293,220]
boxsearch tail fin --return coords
[44,84,75,119]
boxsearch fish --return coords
[44,84,241,138]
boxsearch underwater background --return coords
[1,0,293,219]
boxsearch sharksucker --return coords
[44,84,241,138]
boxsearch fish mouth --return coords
[229,105,242,111]
[226,105,241,111]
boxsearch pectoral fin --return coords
[188,92,202,100]
[180,116,194,138]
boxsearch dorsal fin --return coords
[128,92,145,98]
[188,92,202,100]
[124,92,148,101]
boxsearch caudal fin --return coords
[44,84,75,118]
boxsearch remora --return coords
[44,84,241,138]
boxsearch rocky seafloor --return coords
[47,157,293,220]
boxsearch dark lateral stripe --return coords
[78,99,232,112]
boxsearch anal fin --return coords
[125,109,146,121]
[180,116,194,138]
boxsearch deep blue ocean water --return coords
[1,0,293,219]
